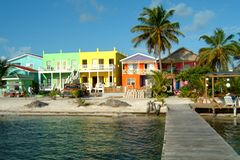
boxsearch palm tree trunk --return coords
[158,54,162,72]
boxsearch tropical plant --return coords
[176,66,211,97]
[131,5,184,72]
[0,58,10,87]
[198,28,239,72]
[149,70,171,98]
[77,98,90,106]
[49,89,59,100]
[70,89,83,98]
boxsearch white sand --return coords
[0,96,192,116]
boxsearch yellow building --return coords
[79,48,126,88]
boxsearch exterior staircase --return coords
[65,70,80,84]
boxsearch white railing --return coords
[79,64,115,70]
[39,64,115,72]
[123,69,155,74]
[39,66,79,72]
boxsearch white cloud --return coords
[171,3,192,17]
[90,0,104,12]
[0,56,6,60]
[185,10,214,31]
[66,0,104,23]
[0,37,9,45]
[79,13,95,22]
[4,46,32,58]
[149,0,162,8]
[223,26,240,34]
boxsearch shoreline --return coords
[0,96,168,116]
[0,111,163,117]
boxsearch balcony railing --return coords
[39,64,115,72]
[162,68,188,74]
[79,64,115,70]
[123,69,155,75]
[39,66,79,72]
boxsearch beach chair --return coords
[93,83,104,93]
[211,97,224,109]
[224,95,236,107]
[84,83,92,93]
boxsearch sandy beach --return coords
[0,96,194,116]
[0,96,169,116]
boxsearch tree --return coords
[149,71,171,98]
[131,5,184,72]
[198,28,239,72]
[176,66,211,97]
[0,58,10,87]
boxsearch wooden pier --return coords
[161,104,239,160]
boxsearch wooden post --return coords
[212,77,214,99]
[205,77,208,98]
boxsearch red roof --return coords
[13,65,38,72]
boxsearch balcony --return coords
[39,66,80,72]
[162,68,188,74]
[79,64,115,70]
[123,69,155,75]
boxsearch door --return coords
[92,77,97,87]
[92,59,98,69]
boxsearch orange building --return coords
[120,53,158,89]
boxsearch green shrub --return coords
[70,90,83,98]
[49,89,59,100]
[179,86,191,97]
[78,98,90,106]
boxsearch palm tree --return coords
[149,70,170,98]
[0,58,10,86]
[131,5,184,72]
[198,28,239,72]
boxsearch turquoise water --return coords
[0,116,165,160]
[203,116,240,155]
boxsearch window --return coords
[109,76,113,83]
[92,59,98,69]
[82,77,88,83]
[128,64,137,69]
[71,60,77,69]
[57,61,61,70]
[26,63,34,68]
[82,59,87,69]
[99,76,104,83]
[109,59,114,64]
[184,64,190,70]
[99,59,104,69]
[148,64,154,69]
[47,78,51,86]
[46,61,51,70]
[127,78,136,85]
[145,64,148,69]
[63,61,67,70]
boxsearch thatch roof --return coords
[162,47,198,63]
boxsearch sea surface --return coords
[203,116,240,155]
[0,116,165,160]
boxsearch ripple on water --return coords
[0,116,165,160]
[203,116,240,155]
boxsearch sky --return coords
[0,0,240,59]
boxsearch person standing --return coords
[28,86,33,97]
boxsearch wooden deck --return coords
[191,103,240,115]
[161,104,239,160]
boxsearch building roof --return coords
[120,53,156,63]
[2,74,34,80]
[162,47,198,63]
[8,53,42,62]
[206,72,240,78]
[12,65,38,72]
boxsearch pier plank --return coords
[162,104,239,160]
